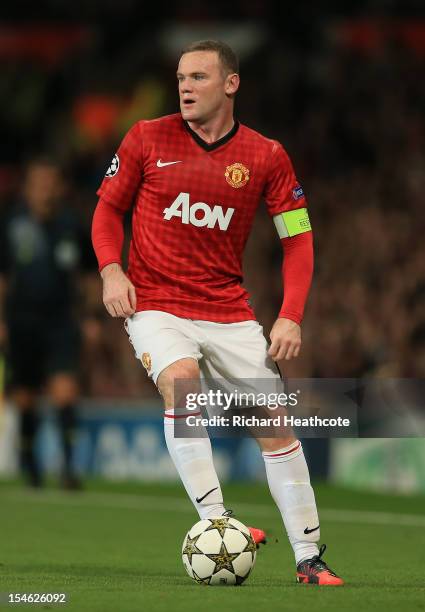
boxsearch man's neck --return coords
[186,113,235,144]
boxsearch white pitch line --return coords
[319,508,425,528]
[2,487,425,528]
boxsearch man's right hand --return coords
[101,263,137,318]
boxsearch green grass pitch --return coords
[0,479,424,611]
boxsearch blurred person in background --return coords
[0,157,95,489]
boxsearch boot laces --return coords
[306,544,337,576]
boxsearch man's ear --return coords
[225,73,240,96]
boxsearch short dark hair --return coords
[24,155,64,178]
[181,40,239,75]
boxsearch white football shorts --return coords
[124,310,281,387]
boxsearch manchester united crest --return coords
[141,353,152,372]
[225,162,250,188]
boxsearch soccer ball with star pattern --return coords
[182,517,256,585]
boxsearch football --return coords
[182,517,256,585]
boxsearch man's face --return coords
[177,51,238,123]
[23,164,64,219]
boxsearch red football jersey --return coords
[96,113,307,322]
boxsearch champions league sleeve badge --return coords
[105,154,120,177]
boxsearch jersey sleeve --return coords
[279,232,314,324]
[263,141,311,238]
[96,121,144,211]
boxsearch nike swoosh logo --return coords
[304,525,320,534]
[195,487,218,503]
[157,159,182,167]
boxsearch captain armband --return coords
[273,208,312,238]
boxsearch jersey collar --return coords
[183,119,239,151]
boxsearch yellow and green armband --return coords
[273,208,312,238]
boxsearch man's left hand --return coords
[268,318,301,361]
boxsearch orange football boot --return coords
[222,510,266,547]
[248,526,267,547]
[296,544,344,585]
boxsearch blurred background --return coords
[0,1,424,492]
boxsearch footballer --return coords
[92,40,343,586]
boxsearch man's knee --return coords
[157,358,200,409]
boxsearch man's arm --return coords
[92,121,144,318]
[268,231,314,361]
[91,197,137,318]
[262,141,314,361]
